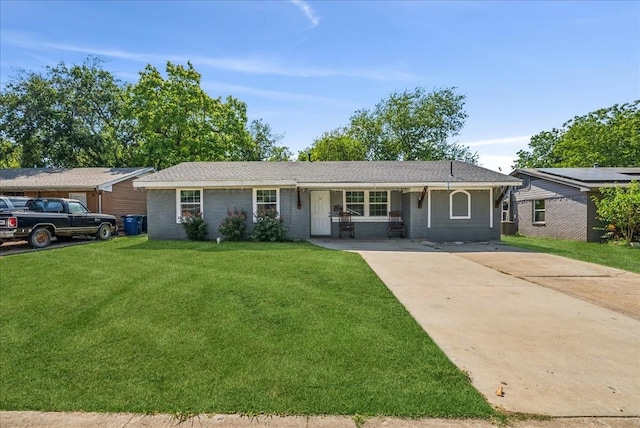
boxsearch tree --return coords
[514,129,562,168]
[298,127,367,161]
[126,61,254,169]
[247,119,291,161]
[0,139,21,168]
[0,57,132,167]
[515,101,640,169]
[347,87,475,162]
[593,181,640,245]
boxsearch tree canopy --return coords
[247,119,292,162]
[0,57,289,169]
[0,57,132,168]
[301,87,476,163]
[126,61,255,170]
[298,128,367,161]
[515,101,640,169]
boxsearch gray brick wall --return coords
[426,189,500,242]
[147,187,501,242]
[147,189,184,240]
[515,195,589,241]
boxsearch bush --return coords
[593,181,640,245]
[181,213,209,241]
[253,209,287,242]
[218,209,248,241]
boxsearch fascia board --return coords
[133,179,297,189]
[134,180,521,190]
[297,181,520,188]
[98,167,156,192]
[0,185,97,191]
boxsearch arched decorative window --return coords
[450,190,471,219]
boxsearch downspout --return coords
[98,191,103,213]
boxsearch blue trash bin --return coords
[122,215,142,236]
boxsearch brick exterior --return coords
[511,174,611,242]
[514,195,589,241]
[147,187,501,242]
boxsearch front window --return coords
[255,189,278,213]
[176,189,202,223]
[253,189,280,221]
[345,191,365,216]
[343,190,389,217]
[533,199,545,223]
[369,191,388,216]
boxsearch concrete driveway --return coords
[311,239,640,417]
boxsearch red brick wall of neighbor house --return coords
[106,179,148,230]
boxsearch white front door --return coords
[310,191,331,236]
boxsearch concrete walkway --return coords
[311,240,640,417]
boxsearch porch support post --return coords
[427,188,431,228]
[489,187,493,228]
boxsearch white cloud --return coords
[462,135,531,148]
[1,31,418,81]
[200,80,355,106]
[290,0,321,28]
[477,154,518,174]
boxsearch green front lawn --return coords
[502,235,640,274]
[0,237,492,417]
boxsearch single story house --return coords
[133,161,521,242]
[506,167,640,242]
[0,167,154,229]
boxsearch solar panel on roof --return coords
[538,168,636,182]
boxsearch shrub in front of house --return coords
[218,209,248,241]
[253,209,287,242]
[182,213,209,241]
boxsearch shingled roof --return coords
[1,167,155,192]
[513,167,640,191]
[133,161,520,189]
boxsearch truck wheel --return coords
[96,223,112,240]
[30,227,52,248]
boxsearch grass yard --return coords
[502,235,640,274]
[0,237,493,418]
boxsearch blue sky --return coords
[1,1,638,172]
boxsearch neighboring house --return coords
[507,167,640,242]
[133,161,521,242]
[0,167,155,229]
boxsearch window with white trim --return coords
[176,189,203,223]
[345,191,365,216]
[343,190,389,217]
[253,189,280,219]
[369,191,388,216]
[533,199,545,223]
[450,190,471,219]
